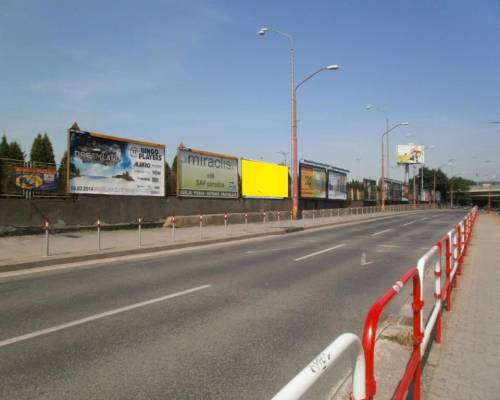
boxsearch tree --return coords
[8,141,25,161]
[169,155,178,195]
[449,176,475,205]
[0,135,9,158]
[164,161,172,195]
[57,151,68,193]
[30,133,55,164]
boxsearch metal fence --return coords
[0,158,67,198]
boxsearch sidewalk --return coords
[0,210,417,273]
[423,213,500,399]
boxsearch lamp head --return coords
[401,122,409,126]
[326,64,340,71]
[366,104,374,110]
[258,27,268,36]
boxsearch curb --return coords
[0,211,426,274]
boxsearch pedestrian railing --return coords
[271,333,366,400]
[270,206,478,400]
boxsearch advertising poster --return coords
[300,163,327,199]
[177,148,238,198]
[390,181,403,202]
[327,170,347,200]
[69,129,165,196]
[15,167,56,191]
[241,159,288,198]
[363,179,377,202]
[397,144,425,164]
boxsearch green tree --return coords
[57,151,68,193]
[7,141,25,161]
[449,176,475,205]
[30,133,55,164]
[164,161,172,195]
[170,155,178,195]
[0,135,9,158]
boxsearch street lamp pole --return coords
[292,65,339,217]
[380,122,409,210]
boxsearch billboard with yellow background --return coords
[241,159,288,198]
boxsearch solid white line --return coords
[0,285,211,348]
[370,228,393,237]
[294,243,346,262]
[377,244,401,248]
[402,221,416,227]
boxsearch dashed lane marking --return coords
[0,285,212,348]
[294,243,346,262]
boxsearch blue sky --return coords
[1,0,499,182]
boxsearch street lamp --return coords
[380,122,408,210]
[366,105,390,177]
[259,26,339,218]
[292,65,339,218]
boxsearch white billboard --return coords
[327,170,347,200]
[397,144,425,165]
[69,128,165,196]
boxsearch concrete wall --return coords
[0,195,292,234]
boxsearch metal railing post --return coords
[138,216,142,248]
[96,216,101,251]
[172,216,176,242]
[44,217,50,256]
[224,212,228,236]
[199,214,203,239]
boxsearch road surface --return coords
[0,210,466,399]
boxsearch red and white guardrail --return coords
[271,206,478,400]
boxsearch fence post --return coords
[44,217,50,256]
[312,209,315,224]
[172,215,176,242]
[263,210,266,225]
[290,209,293,226]
[96,216,101,251]
[245,212,248,229]
[138,216,142,248]
[224,212,228,236]
[277,210,281,224]
[412,273,424,400]
[199,214,203,239]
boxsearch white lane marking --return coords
[294,243,346,262]
[361,252,374,266]
[419,217,428,221]
[377,244,401,248]
[370,228,393,237]
[245,247,286,254]
[0,285,211,348]
[402,221,416,227]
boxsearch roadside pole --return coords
[172,216,176,242]
[138,216,142,248]
[44,217,50,256]
[224,212,228,236]
[96,217,101,251]
[199,214,203,240]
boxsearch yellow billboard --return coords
[241,159,289,198]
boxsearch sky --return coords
[1,0,499,182]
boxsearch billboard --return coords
[397,144,425,164]
[177,148,238,198]
[15,167,57,191]
[390,180,403,202]
[363,179,377,202]
[69,128,165,196]
[241,159,288,198]
[327,170,347,200]
[300,163,327,199]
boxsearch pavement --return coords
[0,210,467,400]
[423,212,500,400]
[0,209,424,272]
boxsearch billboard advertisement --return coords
[177,148,238,198]
[69,129,165,196]
[15,167,57,191]
[327,170,347,200]
[300,163,327,199]
[363,179,377,202]
[397,144,425,164]
[241,159,288,198]
[390,180,403,202]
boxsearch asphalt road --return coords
[0,210,467,400]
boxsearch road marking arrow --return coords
[361,251,374,266]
